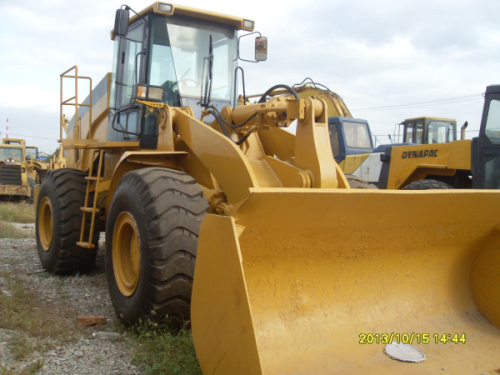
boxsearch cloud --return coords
[0,0,496,154]
[0,83,59,114]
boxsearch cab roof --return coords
[111,2,254,40]
[404,117,456,123]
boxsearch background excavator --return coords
[34,2,500,374]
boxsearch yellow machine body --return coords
[384,139,472,189]
[39,2,500,374]
[0,144,31,199]
[25,146,50,182]
[341,138,473,189]
[2,138,26,146]
[192,189,500,374]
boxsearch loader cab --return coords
[328,117,374,163]
[471,84,500,188]
[401,117,456,144]
[108,3,256,148]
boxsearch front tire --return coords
[35,168,99,274]
[105,167,208,325]
[403,179,453,190]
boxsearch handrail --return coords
[60,66,93,142]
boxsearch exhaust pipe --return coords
[461,120,468,140]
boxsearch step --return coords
[85,176,103,181]
[76,241,95,249]
[80,207,99,213]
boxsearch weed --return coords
[0,270,77,347]
[129,321,201,375]
[24,361,44,374]
[0,360,43,375]
[0,203,35,224]
[0,222,34,239]
[7,334,33,361]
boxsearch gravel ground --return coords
[0,232,144,375]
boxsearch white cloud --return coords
[0,0,497,152]
[0,83,59,114]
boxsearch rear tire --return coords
[35,168,99,274]
[105,167,208,325]
[403,179,453,190]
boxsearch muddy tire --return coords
[28,177,35,203]
[105,167,209,325]
[403,179,453,190]
[36,168,99,274]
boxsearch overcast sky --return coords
[0,0,498,153]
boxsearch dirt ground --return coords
[0,231,143,375]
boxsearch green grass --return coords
[129,322,202,375]
[0,202,35,224]
[0,361,44,375]
[0,202,35,238]
[0,270,76,346]
[0,222,34,239]
[0,270,75,373]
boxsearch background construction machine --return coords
[398,116,458,144]
[2,138,26,146]
[34,2,500,374]
[25,145,50,183]
[331,106,489,189]
[0,142,33,201]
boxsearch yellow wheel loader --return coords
[0,143,34,202]
[25,145,50,183]
[34,3,500,374]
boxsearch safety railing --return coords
[60,66,93,142]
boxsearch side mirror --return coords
[255,37,268,61]
[114,8,129,37]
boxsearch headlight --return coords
[134,84,164,102]
[243,19,254,30]
[157,3,173,15]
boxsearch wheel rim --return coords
[112,212,141,297]
[38,196,53,251]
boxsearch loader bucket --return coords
[191,189,500,375]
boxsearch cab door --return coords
[471,85,500,189]
[108,20,146,142]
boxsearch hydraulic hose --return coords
[258,84,299,103]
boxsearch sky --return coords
[0,0,499,153]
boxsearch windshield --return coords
[343,121,372,149]
[0,147,23,162]
[427,121,454,143]
[485,99,500,144]
[403,120,424,143]
[26,147,37,160]
[148,15,235,105]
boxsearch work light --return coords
[134,84,164,102]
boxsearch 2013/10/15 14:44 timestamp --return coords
[359,333,467,344]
